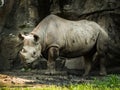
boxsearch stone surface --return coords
[65,57,84,70]
[0,0,120,70]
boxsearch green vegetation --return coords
[93,74,120,88]
[0,74,120,90]
[68,74,120,90]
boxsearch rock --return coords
[0,0,120,70]
[65,57,84,70]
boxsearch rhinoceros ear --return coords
[33,34,39,42]
[18,33,25,40]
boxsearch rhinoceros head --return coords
[18,33,42,66]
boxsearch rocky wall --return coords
[0,0,120,70]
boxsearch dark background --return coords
[0,0,120,70]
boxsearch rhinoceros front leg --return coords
[47,46,59,74]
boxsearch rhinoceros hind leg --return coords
[83,56,92,77]
[99,55,107,76]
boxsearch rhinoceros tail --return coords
[96,27,109,55]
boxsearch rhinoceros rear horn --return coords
[18,33,25,40]
[33,34,39,42]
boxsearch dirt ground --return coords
[0,70,88,87]
[0,67,120,87]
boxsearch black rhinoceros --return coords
[19,14,109,76]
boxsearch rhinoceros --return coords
[19,14,109,76]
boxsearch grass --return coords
[92,74,120,88]
[0,74,120,90]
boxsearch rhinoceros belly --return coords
[59,34,97,58]
[59,42,96,58]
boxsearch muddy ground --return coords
[0,67,120,87]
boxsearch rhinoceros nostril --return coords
[33,52,35,54]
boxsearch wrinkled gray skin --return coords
[19,14,109,76]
